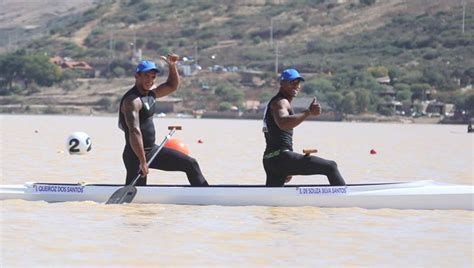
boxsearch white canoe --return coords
[0,180,472,210]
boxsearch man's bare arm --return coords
[121,97,148,175]
[153,53,180,98]
[272,98,310,131]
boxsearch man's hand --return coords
[160,52,180,65]
[139,161,149,177]
[307,97,322,116]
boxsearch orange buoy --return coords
[165,138,190,155]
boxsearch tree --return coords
[396,89,412,102]
[393,83,410,92]
[0,51,60,91]
[456,93,474,116]
[0,51,26,91]
[23,53,61,87]
[367,66,388,78]
[388,67,401,85]
[302,78,335,95]
[354,89,370,114]
[341,91,357,114]
[215,84,244,103]
[218,102,233,111]
[325,92,343,111]
[112,66,126,77]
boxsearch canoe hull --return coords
[0,181,472,210]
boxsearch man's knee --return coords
[327,160,338,171]
[186,156,200,171]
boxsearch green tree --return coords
[215,84,244,103]
[0,51,25,91]
[112,66,126,77]
[455,93,474,116]
[61,69,85,80]
[23,53,61,87]
[325,92,343,111]
[0,51,60,91]
[396,89,412,102]
[303,78,335,95]
[218,101,233,111]
[393,83,410,92]
[354,89,370,114]
[341,91,357,114]
[367,66,388,78]
[388,67,401,85]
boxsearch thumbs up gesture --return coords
[307,97,321,116]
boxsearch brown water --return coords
[0,114,473,267]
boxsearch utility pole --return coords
[7,33,11,53]
[194,44,199,65]
[275,42,279,75]
[270,18,274,48]
[133,31,136,55]
[109,32,114,59]
[461,0,466,34]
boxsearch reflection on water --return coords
[0,115,473,267]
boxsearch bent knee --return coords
[186,156,200,169]
[324,160,339,173]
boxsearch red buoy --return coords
[165,138,190,155]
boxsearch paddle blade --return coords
[106,186,137,204]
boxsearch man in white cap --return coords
[262,68,346,187]
[118,54,209,186]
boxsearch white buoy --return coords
[66,132,92,155]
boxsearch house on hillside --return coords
[377,100,405,116]
[243,100,260,111]
[50,56,94,77]
[426,101,454,117]
[240,70,265,87]
[376,76,391,85]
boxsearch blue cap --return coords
[136,60,160,73]
[280,68,304,81]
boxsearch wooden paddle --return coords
[303,149,318,156]
[106,126,182,204]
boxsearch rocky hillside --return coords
[0,0,473,118]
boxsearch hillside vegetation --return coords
[0,0,473,118]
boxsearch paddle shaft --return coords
[129,127,178,187]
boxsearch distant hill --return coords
[0,0,96,53]
[0,0,473,117]
[2,0,472,72]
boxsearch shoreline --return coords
[1,109,469,125]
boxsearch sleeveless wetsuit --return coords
[262,92,346,187]
[119,86,208,186]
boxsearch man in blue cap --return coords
[262,68,346,187]
[118,53,209,186]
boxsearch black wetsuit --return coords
[262,92,346,187]
[119,86,208,186]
